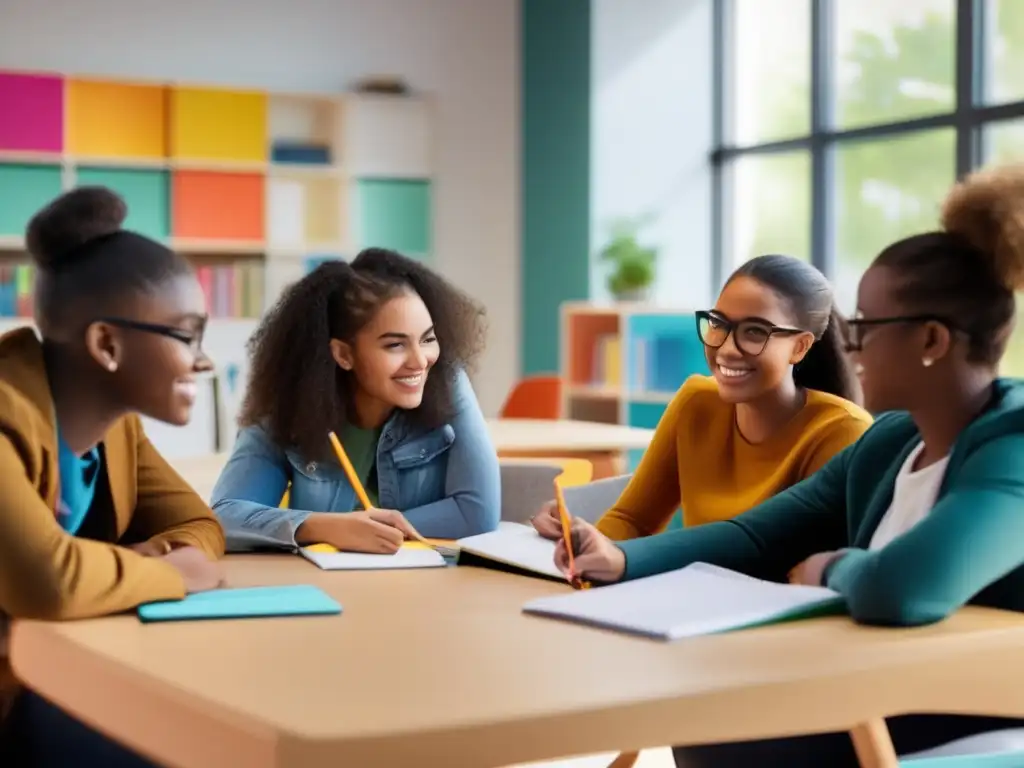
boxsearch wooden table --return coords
[488,418,653,479]
[11,556,1024,768]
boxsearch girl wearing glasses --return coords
[0,187,225,767]
[532,253,871,542]
[559,165,1024,766]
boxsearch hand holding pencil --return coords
[553,517,626,585]
[326,431,435,548]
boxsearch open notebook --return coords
[301,542,447,570]
[522,562,845,640]
[456,522,564,581]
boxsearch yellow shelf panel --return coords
[67,79,168,159]
[170,87,268,163]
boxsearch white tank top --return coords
[869,442,950,551]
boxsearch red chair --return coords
[499,376,563,419]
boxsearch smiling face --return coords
[704,276,815,403]
[89,272,213,426]
[330,288,440,426]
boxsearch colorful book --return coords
[137,585,341,623]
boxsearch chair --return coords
[499,458,594,523]
[500,375,563,419]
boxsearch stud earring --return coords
[922,357,934,368]
[107,360,117,372]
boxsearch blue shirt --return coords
[56,434,101,535]
[210,369,502,551]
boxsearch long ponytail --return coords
[793,307,862,404]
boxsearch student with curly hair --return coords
[211,248,500,552]
[560,165,1024,766]
[0,187,225,766]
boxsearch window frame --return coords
[710,0,1024,293]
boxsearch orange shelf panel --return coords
[66,79,168,159]
[172,171,265,241]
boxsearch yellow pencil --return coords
[327,430,451,554]
[328,431,373,510]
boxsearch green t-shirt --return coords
[339,422,383,508]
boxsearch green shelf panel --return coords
[0,163,63,237]
[76,167,170,241]
[356,179,431,257]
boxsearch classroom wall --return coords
[0,0,519,415]
[520,0,592,376]
[591,0,715,309]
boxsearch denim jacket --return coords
[211,370,501,551]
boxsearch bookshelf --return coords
[560,302,709,471]
[0,68,435,457]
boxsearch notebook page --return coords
[301,546,446,570]
[523,562,842,640]
[457,522,562,579]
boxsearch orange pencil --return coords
[554,478,591,590]
[328,431,373,510]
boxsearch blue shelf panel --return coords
[627,400,668,430]
[625,312,708,393]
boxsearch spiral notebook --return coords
[522,562,844,640]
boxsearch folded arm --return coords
[618,444,852,581]
[826,435,1024,626]
[402,371,500,538]
[123,417,225,558]
[210,425,301,551]
[0,434,186,620]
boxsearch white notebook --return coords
[300,546,446,571]
[456,522,563,581]
[522,562,844,640]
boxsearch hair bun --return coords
[26,186,127,270]
[941,163,1024,292]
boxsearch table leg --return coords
[605,750,639,768]
[849,720,899,768]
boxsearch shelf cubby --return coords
[269,94,339,167]
[267,172,345,250]
[355,179,430,256]
[169,86,268,165]
[0,163,63,237]
[172,170,265,242]
[0,72,63,154]
[66,79,167,162]
[75,167,170,241]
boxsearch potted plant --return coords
[599,218,658,302]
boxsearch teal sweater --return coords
[619,379,1024,627]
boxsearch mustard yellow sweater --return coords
[597,376,873,540]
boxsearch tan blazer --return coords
[0,328,225,714]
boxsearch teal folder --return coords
[137,585,342,623]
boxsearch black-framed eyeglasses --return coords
[843,314,953,353]
[95,317,206,354]
[695,310,807,357]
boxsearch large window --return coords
[714,0,1024,372]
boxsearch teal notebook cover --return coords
[138,585,342,623]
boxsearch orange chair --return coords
[499,375,563,419]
